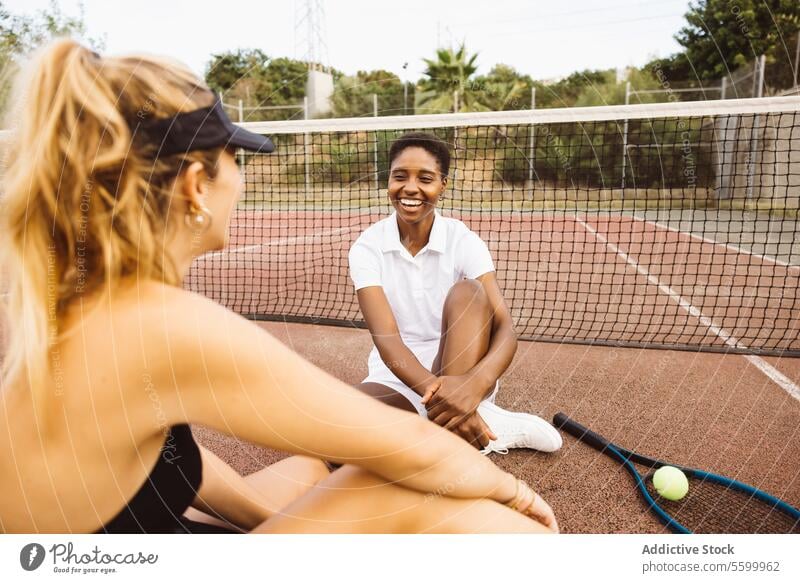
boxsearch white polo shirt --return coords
[348,211,495,383]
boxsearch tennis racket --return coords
[554,412,800,534]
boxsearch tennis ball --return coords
[653,466,689,501]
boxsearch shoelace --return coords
[480,429,534,456]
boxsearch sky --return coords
[5,0,693,82]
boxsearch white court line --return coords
[744,355,800,401]
[628,214,800,272]
[202,226,358,259]
[576,216,800,403]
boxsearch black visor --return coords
[137,94,274,156]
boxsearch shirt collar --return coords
[381,210,446,254]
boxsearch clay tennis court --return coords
[186,207,800,533]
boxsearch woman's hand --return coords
[505,477,559,533]
[452,411,497,449]
[420,375,488,430]
[521,492,559,533]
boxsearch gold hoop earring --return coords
[184,204,213,234]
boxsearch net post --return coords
[720,77,727,100]
[746,115,761,200]
[233,99,246,167]
[621,81,631,190]
[373,94,379,191]
[303,96,310,193]
[529,86,536,195]
[451,90,460,195]
[794,33,800,89]
[745,56,767,200]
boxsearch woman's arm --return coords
[356,285,437,396]
[149,289,517,505]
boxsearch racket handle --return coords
[553,412,612,451]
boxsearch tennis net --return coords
[185,97,800,356]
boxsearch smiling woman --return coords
[349,132,563,454]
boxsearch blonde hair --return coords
[1,38,222,409]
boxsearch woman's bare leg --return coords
[355,382,418,413]
[243,455,331,503]
[254,465,549,534]
[185,455,330,530]
[431,279,493,376]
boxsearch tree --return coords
[532,69,611,109]
[416,44,488,113]
[1,1,102,116]
[262,57,309,105]
[643,54,694,86]
[674,0,800,80]
[204,48,269,93]
[572,68,662,107]
[1,0,96,52]
[471,64,533,111]
[204,50,310,121]
[330,69,404,117]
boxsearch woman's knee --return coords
[245,455,330,497]
[446,279,489,308]
[303,456,332,483]
[255,465,547,533]
[444,279,491,321]
[315,466,435,532]
[284,456,331,486]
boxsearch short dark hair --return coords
[388,132,451,177]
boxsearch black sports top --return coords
[97,424,220,534]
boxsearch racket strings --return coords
[645,475,800,534]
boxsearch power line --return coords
[461,0,687,26]
[476,13,685,37]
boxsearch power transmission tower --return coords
[295,0,333,116]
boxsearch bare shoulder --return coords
[135,282,274,370]
[132,281,251,334]
[91,281,284,424]
[54,281,274,426]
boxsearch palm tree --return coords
[417,44,488,113]
[475,65,531,111]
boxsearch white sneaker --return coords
[477,401,562,454]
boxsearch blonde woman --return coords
[0,39,557,534]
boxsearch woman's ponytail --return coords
[1,38,219,413]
